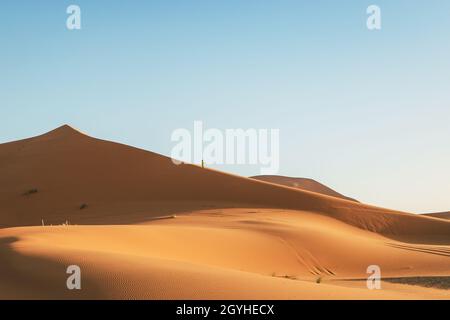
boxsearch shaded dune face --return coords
[250,175,359,202]
[1,125,450,240]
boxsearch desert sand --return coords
[0,125,449,299]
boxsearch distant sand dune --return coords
[251,175,358,202]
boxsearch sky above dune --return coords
[1,1,450,213]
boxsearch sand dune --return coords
[1,209,449,299]
[251,175,358,202]
[1,125,448,237]
[0,125,449,299]
[423,212,450,220]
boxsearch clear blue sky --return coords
[1,1,450,213]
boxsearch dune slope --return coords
[1,209,450,299]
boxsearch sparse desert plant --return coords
[316,277,322,284]
[271,273,298,280]
[80,203,88,210]
[23,188,38,196]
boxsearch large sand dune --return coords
[0,125,449,299]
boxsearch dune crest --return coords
[35,124,87,139]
